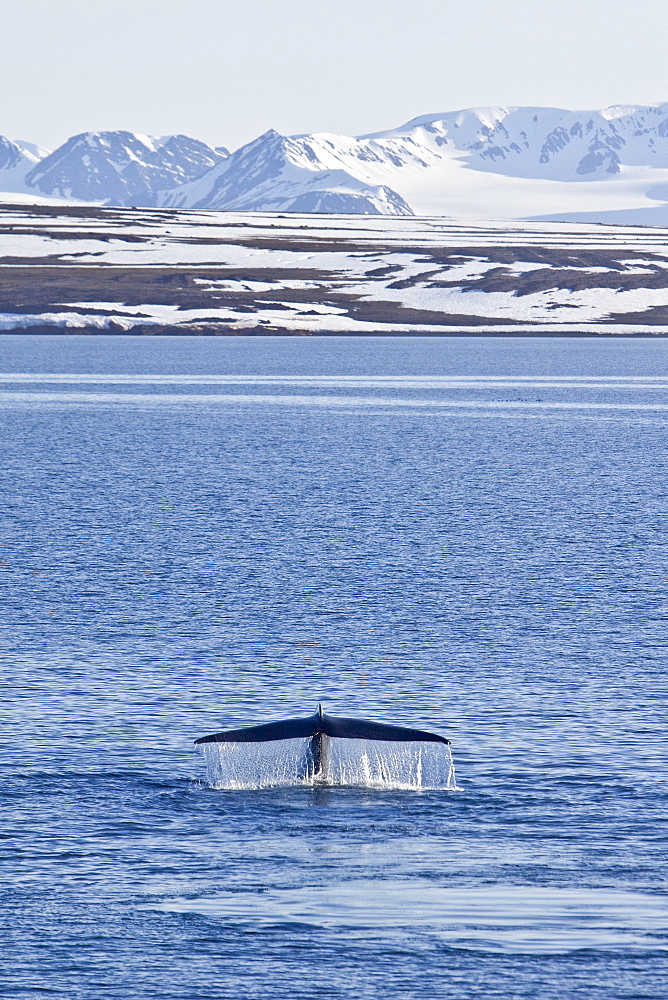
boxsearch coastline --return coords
[3,204,668,336]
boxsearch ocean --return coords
[1,334,667,998]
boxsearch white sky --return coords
[2,0,667,152]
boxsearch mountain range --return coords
[4,104,668,223]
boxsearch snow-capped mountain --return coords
[160,128,413,215]
[0,137,47,194]
[5,105,668,222]
[156,103,668,222]
[375,104,668,180]
[24,131,227,205]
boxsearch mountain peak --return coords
[25,130,227,205]
[4,104,668,222]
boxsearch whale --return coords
[195,704,450,780]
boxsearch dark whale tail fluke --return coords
[194,705,450,747]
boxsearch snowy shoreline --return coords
[2,204,668,336]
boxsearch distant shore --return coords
[2,204,668,337]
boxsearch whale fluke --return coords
[194,704,450,746]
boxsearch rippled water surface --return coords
[1,335,667,999]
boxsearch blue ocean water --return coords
[1,334,667,999]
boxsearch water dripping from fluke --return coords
[195,704,459,790]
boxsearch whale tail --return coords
[195,704,450,747]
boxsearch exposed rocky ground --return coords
[1,204,668,335]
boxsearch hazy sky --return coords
[3,0,667,151]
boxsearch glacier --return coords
[4,105,668,222]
